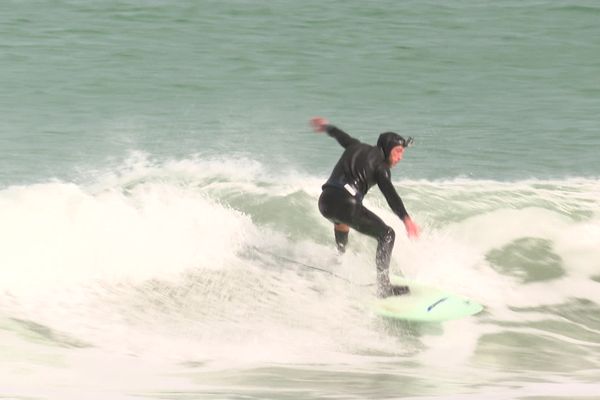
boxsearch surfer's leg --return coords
[334,223,349,253]
[350,206,408,297]
[319,190,407,296]
[319,188,355,252]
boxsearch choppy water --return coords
[1,1,599,399]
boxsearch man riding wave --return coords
[311,117,420,298]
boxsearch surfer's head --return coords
[377,132,413,166]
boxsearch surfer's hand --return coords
[403,216,420,239]
[310,117,329,133]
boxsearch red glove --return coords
[310,117,329,133]
[403,216,420,239]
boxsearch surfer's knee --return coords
[334,223,350,232]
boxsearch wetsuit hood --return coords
[377,132,413,160]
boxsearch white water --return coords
[1,157,599,398]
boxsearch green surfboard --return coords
[373,275,484,322]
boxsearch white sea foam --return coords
[0,174,253,294]
[0,157,598,371]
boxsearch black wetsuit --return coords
[318,125,411,296]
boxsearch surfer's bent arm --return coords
[324,125,361,149]
[376,167,409,220]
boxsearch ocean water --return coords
[1,0,599,399]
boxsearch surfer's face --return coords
[389,145,404,166]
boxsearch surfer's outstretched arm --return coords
[376,166,420,239]
[310,117,360,148]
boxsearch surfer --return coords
[311,117,420,298]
